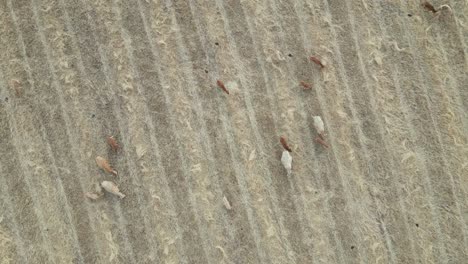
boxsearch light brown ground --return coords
[0,0,467,263]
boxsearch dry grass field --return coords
[0,0,467,263]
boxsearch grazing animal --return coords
[107,136,120,152]
[96,156,117,176]
[85,192,102,200]
[217,80,229,95]
[313,116,325,138]
[309,56,325,68]
[280,136,293,152]
[315,137,329,149]
[422,1,438,13]
[281,150,292,176]
[223,196,232,210]
[300,81,312,90]
[101,181,126,199]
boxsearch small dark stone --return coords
[415,223,419,227]
[91,114,96,118]
[408,14,412,17]
[5,97,8,102]
[288,54,293,57]
[205,70,208,73]
[351,246,355,250]
[215,42,219,46]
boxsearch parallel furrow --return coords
[179,0,285,261]
[448,0,468,74]
[182,0,267,262]
[240,0,359,262]
[0,74,29,264]
[1,1,466,263]
[187,0,314,261]
[69,0,182,262]
[0,20,51,264]
[56,0,170,262]
[0,88,57,263]
[36,1,141,262]
[141,0,236,260]
[407,1,468,250]
[88,0,220,262]
[321,0,400,262]
[297,0,394,262]
[403,3,468,248]
[68,0,178,261]
[79,0,200,262]
[326,0,423,262]
[35,1,117,262]
[389,0,468,258]
[114,0,214,261]
[213,0,316,262]
[237,1,341,262]
[180,0,285,262]
[6,1,85,262]
[138,0,263,263]
[275,0,410,262]
[172,0,318,260]
[361,1,447,262]
[373,1,460,262]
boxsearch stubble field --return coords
[0,0,467,263]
